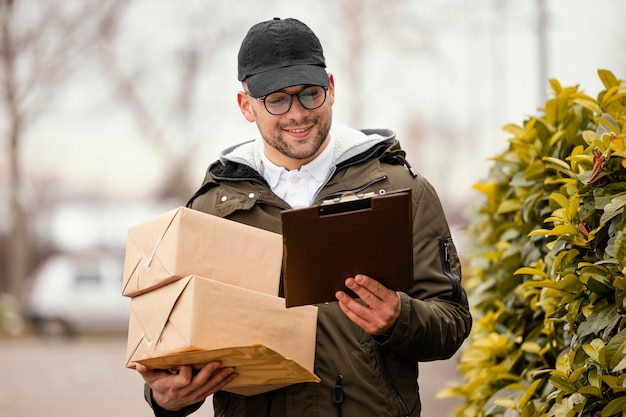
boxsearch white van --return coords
[24,251,129,337]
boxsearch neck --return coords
[264,137,330,171]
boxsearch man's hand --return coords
[335,274,401,335]
[136,361,238,412]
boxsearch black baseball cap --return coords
[238,17,329,98]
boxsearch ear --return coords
[326,72,335,106]
[237,90,256,122]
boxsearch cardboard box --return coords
[125,275,319,396]
[122,207,282,297]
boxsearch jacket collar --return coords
[218,124,396,172]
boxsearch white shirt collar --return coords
[261,134,335,188]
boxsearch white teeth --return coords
[290,128,307,133]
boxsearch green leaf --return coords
[585,275,615,296]
[484,387,524,415]
[577,385,603,396]
[611,355,626,373]
[574,97,602,114]
[598,69,619,90]
[616,230,626,273]
[601,375,621,390]
[497,199,523,214]
[503,123,526,137]
[525,159,545,181]
[600,194,626,225]
[550,78,563,93]
[550,192,571,209]
[543,156,573,172]
[594,188,626,208]
[606,329,626,372]
[457,69,626,417]
[582,338,606,367]
[577,306,620,339]
[515,267,548,278]
[597,113,621,138]
[549,374,577,393]
[522,279,560,290]
[601,396,626,417]
[588,367,601,388]
[568,366,585,383]
[554,249,579,272]
[583,129,599,145]
[518,379,542,409]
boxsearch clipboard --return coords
[280,189,413,307]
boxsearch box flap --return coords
[180,276,318,371]
[126,275,318,377]
[135,345,320,396]
[123,207,181,296]
[122,207,283,297]
[125,276,192,366]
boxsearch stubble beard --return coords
[263,112,332,161]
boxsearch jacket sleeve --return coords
[144,384,205,417]
[380,176,472,362]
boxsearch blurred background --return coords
[1,0,625,416]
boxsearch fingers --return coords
[346,275,397,304]
[181,363,238,403]
[335,274,401,335]
[347,275,377,306]
[136,362,170,385]
[135,360,238,412]
[194,361,235,386]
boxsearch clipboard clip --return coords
[317,188,410,216]
[318,191,385,216]
[320,191,377,206]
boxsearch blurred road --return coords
[0,335,462,417]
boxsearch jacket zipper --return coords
[217,392,230,417]
[438,237,462,302]
[332,374,344,417]
[377,346,410,417]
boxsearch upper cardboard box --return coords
[126,274,319,396]
[122,207,282,297]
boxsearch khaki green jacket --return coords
[148,125,472,417]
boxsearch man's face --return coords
[238,73,335,170]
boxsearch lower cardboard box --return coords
[126,274,319,396]
[136,345,320,396]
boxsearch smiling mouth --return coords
[284,125,313,134]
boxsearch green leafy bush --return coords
[443,69,626,416]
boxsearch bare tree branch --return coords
[0,0,129,303]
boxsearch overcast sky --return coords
[11,0,626,241]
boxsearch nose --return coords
[285,94,309,118]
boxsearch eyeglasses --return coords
[247,85,328,115]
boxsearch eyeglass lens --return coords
[264,86,327,115]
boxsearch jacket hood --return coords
[218,124,396,172]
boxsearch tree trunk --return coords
[1,0,30,304]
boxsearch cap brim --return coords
[246,65,329,97]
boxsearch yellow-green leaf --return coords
[598,69,619,90]
[502,123,525,137]
[515,267,548,278]
[550,192,571,209]
[497,199,522,214]
[583,339,606,367]
[573,97,602,114]
[518,379,542,409]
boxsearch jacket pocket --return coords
[438,236,462,302]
